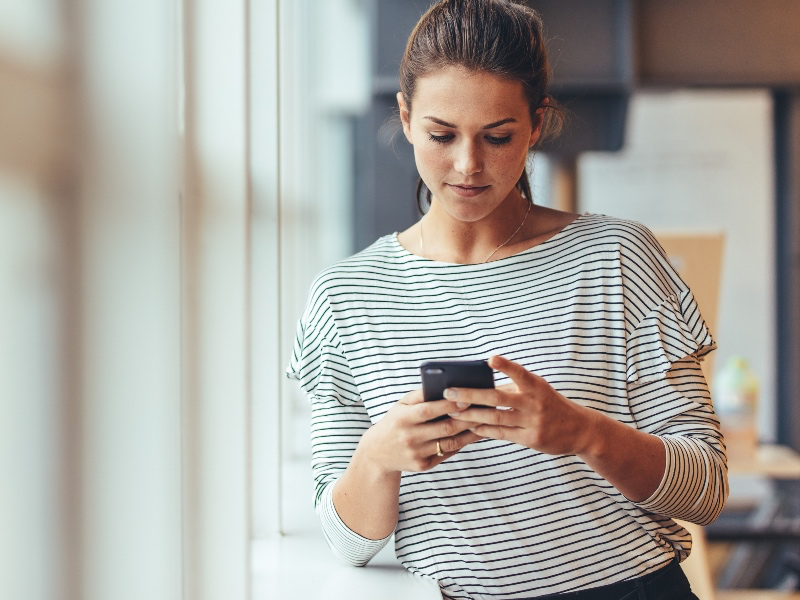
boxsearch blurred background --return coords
[1,0,798,599]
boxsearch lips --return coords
[447,183,490,198]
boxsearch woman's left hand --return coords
[445,355,600,456]
[446,355,666,502]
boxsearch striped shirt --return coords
[287,213,728,599]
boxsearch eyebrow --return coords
[422,116,517,129]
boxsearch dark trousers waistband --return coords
[528,558,696,600]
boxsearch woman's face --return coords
[398,66,542,223]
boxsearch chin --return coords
[441,199,499,223]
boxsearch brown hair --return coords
[400,0,563,211]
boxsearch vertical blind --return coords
[0,0,314,598]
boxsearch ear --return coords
[397,92,413,144]
[528,99,548,149]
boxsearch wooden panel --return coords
[0,57,65,182]
[653,231,725,382]
[638,0,800,86]
[675,519,716,600]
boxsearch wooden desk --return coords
[707,445,800,597]
[682,445,800,597]
[727,444,800,479]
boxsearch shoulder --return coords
[576,215,692,306]
[566,213,683,291]
[571,213,665,252]
[305,234,407,303]
[293,234,415,352]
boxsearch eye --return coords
[428,133,454,144]
[486,134,512,146]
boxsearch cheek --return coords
[513,143,532,174]
[413,143,449,178]
[492,146,529,180]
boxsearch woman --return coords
[288,1,728,598]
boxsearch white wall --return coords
[580,90,776,441]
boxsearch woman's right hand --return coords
[331,389,482,541]
[359,388,484,475]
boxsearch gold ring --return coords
[436,440,444,457]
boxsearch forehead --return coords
[411,66,531,125]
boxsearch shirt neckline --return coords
[390,212,589,267]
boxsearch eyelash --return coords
[428,133,512,146]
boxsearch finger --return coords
[438,430,484,454]
[488,355,543,391]
[398,388,425,405]
[422,441,452,468]
[413,398,462,423]
[428,449,459,468]
[450,406,519,427]
[418,411,478,440]
[426,430,485,468]
[470,423,521,444]
[444,386,518,409]
[428,430,483,464]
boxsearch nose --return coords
[453,140,482,176]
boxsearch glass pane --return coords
[277,0,370,532]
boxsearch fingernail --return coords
[456,401,469,410]
[443,388,458,399]
[448,411,461,418]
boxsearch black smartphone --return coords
[420,359,495,402]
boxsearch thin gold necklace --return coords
[418,201,532,263]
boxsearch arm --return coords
[288,288,483,565]
[573,401,666,503]
[447,354,727,522]
[290,320,395,565]
[331,389,482,542]
[308,390,391,566]
[627,356,728,524]
[446,355,665,500]
[306,354,481,565]
[573,355,728,521]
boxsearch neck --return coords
[420,190,532,264]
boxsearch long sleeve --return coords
[286,277,392,566]
[310,387,392,566]
[628,355,729,525]
[612,223,727,523]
